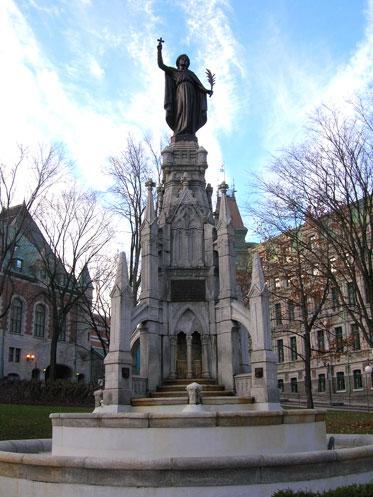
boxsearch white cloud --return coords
[0,0,130,192]
[0,0,245,198]
[88,56,105,80]
[258,1,373,159]
[174,0,245,186]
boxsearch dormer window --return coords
[13,258,23,272]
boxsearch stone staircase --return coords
[131,378,254,407]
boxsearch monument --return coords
[100,38,280,412]
[1,40,372,497]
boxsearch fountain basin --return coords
[0,433,372,497]
[51,408,326,460]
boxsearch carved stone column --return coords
[169,336,177,379]
[201,334,210,378]
[186,335,193,379]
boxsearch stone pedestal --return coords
[98,140,281,412]
[103,350,132,408]
[250,349,280,407]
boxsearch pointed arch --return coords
[172,305,206,336]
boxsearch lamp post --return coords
[323,361,333,406]
[364,365,372,412]
[26,353,37,380]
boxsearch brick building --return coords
[220,192,373,408]
[0,205,94,383]
[256,230,373,408]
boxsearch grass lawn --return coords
[325,410,373,434]
[0,404,90,441]
[0,405,372,440]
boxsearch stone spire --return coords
[79,264,93,303]
[140,179,158,303]
[103,251,133,410]
[111,252,130,295]
[144,179,156,224]
[248,253,271,350]
[249,252,266,297]
[248,251,280,409]
[217,182,231,227]
[216,182,236,300]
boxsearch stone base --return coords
[51,409,326,460]
[171,134,197,143]
[182,404,207,413]
[250,402,283,412]
[93,404,132,414]
[2,434,373,497]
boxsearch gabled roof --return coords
[216,194,247,231]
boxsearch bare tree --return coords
[0,144,63,318]
[32,186,113,381]
[256,221,332,408]
[79,255,115,357]
[108,135,162,304]
[249,94,372,406]
[251,96,372,347]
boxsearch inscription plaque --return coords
[255,368,264,379]
[171,279,205,302]
[122,367,130,379]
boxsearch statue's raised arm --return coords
[157,38,214,143]
[157,37,172,74]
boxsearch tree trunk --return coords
[49,313,59,382]
[304,331,314,409]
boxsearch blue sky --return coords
[0,0,372,232]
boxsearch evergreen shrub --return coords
[0,378,94,406]
[272,484,373,497]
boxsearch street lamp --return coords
[25,353,35,362]
[323,361,333,406]
[365,365,372,412]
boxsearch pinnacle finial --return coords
[218,188,231,226]
[249,253,266,295]
[144,178,156,223]
[219,181,229,196]
[116,252,129,288]
[145,178,156,191]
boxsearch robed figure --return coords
[157,40,213,141]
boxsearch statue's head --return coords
[176,54,190,69]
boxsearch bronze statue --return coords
[157,38,214,141]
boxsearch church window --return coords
[290,336,297,361]
[353,369,363,390]
[318,374,326,392]
[34,304,46,338]
[290,377,298,393]
[274,303,282,326]
[10,298,23,334]
[277,339,284,363]
[336,371,345,391]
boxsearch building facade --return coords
[0,206,94,383]
[271,282,373,406]
[257,231,373,407]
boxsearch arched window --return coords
[131,339,140,375]
[34,304,46,337]
[10,298,23,334]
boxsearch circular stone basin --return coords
[51,409,326,460]
[0,434,372,497]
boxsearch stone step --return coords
[131,396,255,407]
[162,378,217,385]
[150,390,234,398]
[157,384,225,392]
[132,397,187,406]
